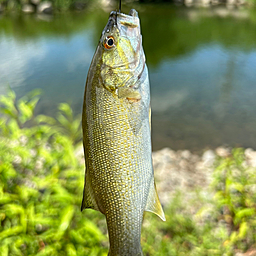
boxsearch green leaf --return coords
[0,244,9,256]
[0,226,23,240]
[84,220,105,241]
[232,182,244,193]
[0,194,14,204]
[235,208,255,219]
[7,87,16,100]
[36,245,56,256]
[4,204,24,216]
[66,243,77,256]
[238,222,248,239]
[54,205,74,241]
[18,101,33,123]
[36,115,57,125]
[57,114,70,129]
[230,231,238,244]
[58,103,73,118]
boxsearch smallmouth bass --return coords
[81,9,165,256]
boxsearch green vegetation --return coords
[212,149,256,254]
[0,89,108,255]
[0,89,256,255]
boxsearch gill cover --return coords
[100,9,145,98]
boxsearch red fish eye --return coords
[104,36,115,49]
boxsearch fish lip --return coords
[109,10,140,28]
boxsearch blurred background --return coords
[1,0,256,152]
[1,0,256,255]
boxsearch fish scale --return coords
[81,9,165,256]
[88,90,149,254]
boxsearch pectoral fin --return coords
[81,171,100,212]
[145,181,166,221]
[118,87,141,102]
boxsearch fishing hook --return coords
[115,0,121,26]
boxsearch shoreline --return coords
[0,0,255,16]
[152,146,256,206]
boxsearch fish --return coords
[81,7,165,256]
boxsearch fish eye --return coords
[104,36,115,49]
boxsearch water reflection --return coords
[0,5,256,151]
[151,46,256,150]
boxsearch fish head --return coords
[99,9,145,93]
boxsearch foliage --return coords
[212,148,256,255]
[0,89,108,256]
[0,89,256,255]
[36,102,82,145]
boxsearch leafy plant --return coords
[0,89,108,256]
[37,102,82,145]
[212,148,256,254]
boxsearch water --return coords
[1,4,256,151]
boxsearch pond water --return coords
[1,4,256,151]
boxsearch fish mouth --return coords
[109,9,140,28]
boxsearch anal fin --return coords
[145,181,166,221]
